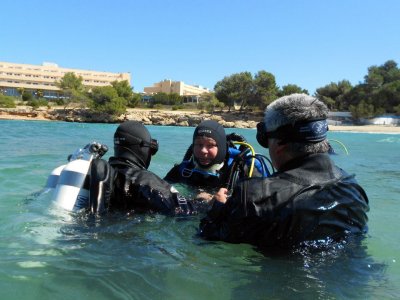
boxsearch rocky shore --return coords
[1,106,400,133]
[0,106,262,128]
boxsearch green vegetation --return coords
[88,86,126,116]
[315,60,400,119]
[54,76,141,117]
[2,59,399,122]
[27,98,49,109]
[55,72,89,109]
[212,59,400,120]
[197,93,224,113]
[0,94,16,108]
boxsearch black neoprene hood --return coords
[193,120,227,166]
[114,121,153,168]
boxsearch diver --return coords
[164,120,271,200]
[89,121,196,216]
[199,94,369,249]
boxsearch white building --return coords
[0,61,131,99]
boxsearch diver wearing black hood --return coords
[89,121,196,216]
[164,120,268,191]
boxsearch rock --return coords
[0,107,262,128]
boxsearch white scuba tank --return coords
[44,165,66,190]
[46,142,108,211]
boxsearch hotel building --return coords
[0,61,131,99]
[143,79,210,103]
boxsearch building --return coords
[328,111,353,125]
[143,79,210,103]
[0,61,131,99]
[362,115,400,125]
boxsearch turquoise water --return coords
[0,120,399,300]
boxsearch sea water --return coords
[0,120,399,300]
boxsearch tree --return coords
[349,100,376,120]
[252,70,279,109]
[214,77,236,111]
[315,80,352,110]
[278,84,308,97]
[347,60,400,115]
[372,80,400,113]
[16,87,25,100]
[111,80,142,108]
[153,92,170,105]
[199,92,224,113]
[22,91,33,102]
[364,60,400,87]
[35,89,44,99]
[56,72,88,109]
[128,93,141,108]
[215,70,279,111]
[214,72,254,111]
[394,103,400,115]
[0,94,16,108]
[168,93,183,105]
[57,72,84,91]
[88,86,127,116]
[111,80,133,99]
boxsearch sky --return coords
[2,0,400,94]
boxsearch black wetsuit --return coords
[199,153,369,248]
[89,157,196,216]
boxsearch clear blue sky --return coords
[2,0,399,94]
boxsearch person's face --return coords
[268,138,293,171]
[268,138,283,170]
[193,136,218,166]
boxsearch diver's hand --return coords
[196,192,213,203]
[214,188,228,204]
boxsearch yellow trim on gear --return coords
[329,139,349,155]
[232,141,256,177]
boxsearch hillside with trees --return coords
[1,60,399,122]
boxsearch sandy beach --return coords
[328,125,400,133]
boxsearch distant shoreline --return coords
[328,125,400,134]
[1,107,399,134]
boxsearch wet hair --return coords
[263,93,330,154]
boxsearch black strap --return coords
[89,159,114,214]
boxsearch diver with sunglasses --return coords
[89,120,196,216]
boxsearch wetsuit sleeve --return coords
[134,171,196,216]
[89,159,114,214]
[200,173,370,248]
[199,178,283,245]
[163,164,181,183]
[199,181,250,242]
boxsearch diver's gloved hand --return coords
[226,133,247,143]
